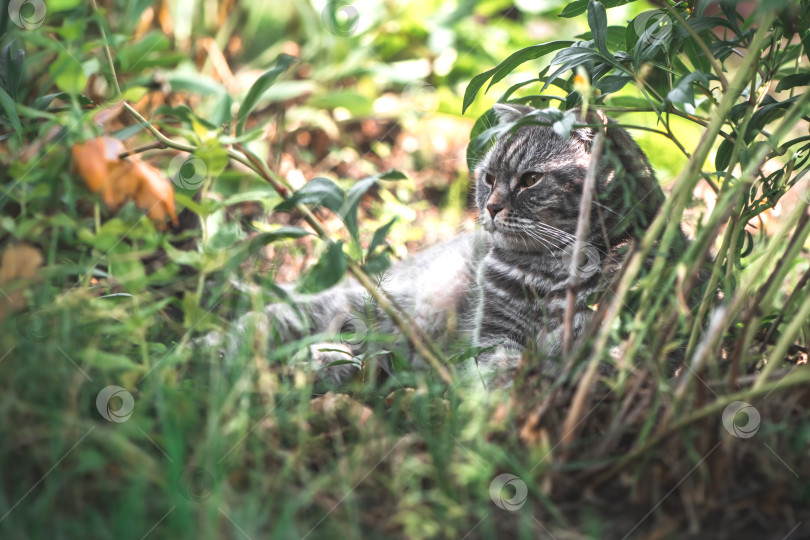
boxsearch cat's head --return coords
[474,103,663,255]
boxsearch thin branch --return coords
[558,117,606,452]
[562,125,605,356]
[90,0,122,98]
[118,141,166,159]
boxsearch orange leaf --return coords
[131,159,179,226]
[0,243,43,321]
[104,159,140,208]
[72,137,178,227]
[71,137,124,193]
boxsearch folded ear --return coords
[570,108,610,148]
[492,103,534,124]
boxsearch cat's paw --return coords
[292,342,361,390]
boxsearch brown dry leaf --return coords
[102,159,139,208]
[130,159,178,225]
[72,137,178,227]
[71,137,123,192]
[157,1,173,36]
[0,244,43,321]
[200,37,236,91]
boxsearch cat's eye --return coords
[483,173,495,186]
[520,171,542,187]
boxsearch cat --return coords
[235,103,675,389]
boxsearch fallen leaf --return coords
[0,243,43,321]
[71,137,122,192]
[72,137,179,227]
[131,159,179,225]
[102,159,139,208]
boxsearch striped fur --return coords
[231,104,670,388]
[467,103,667,385]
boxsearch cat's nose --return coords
[487,203,504,218]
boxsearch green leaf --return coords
[666,71,711,108]
[275,177,346,213]
[745,96,797,143]
[587,1,609,56]
[542,42,611,92]
[559,0,635,18]
[307,90,373,116]
[154,104,216,129]
[49,52,87,94]
[33,92,94,110]
[118,31,170,71]
[298,241,347,293]
[342,177,378,244]
[207,220,243,251]
[682,36,712,75]
[604,95,653,109]
[363,252,391,275]
[367,217,398,257]
[82,350,139,370]
[108,245,146,291]
[575,26,627,51]
[49,0,82,11]
[0,86,22,144]
[594,74,632,94]
[251,226,311,247]
[462,41,573,114]
[466,108,499,174]
[164,242,202,269]
[559,0,590,18]
[715,138,734,172]
[775,73,810,93]
[0,42,24,100]
[378,169,408,180]
[236,54,296,135]
[165,70,226,96]
[195,138,229,178]
[182,291,205,328]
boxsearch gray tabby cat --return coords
[252,103,670,388]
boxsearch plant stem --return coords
[90,0,122,98]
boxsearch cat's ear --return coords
[571,108,609,148]
[492,103,534,124]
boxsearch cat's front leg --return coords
[472,343,524,388]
